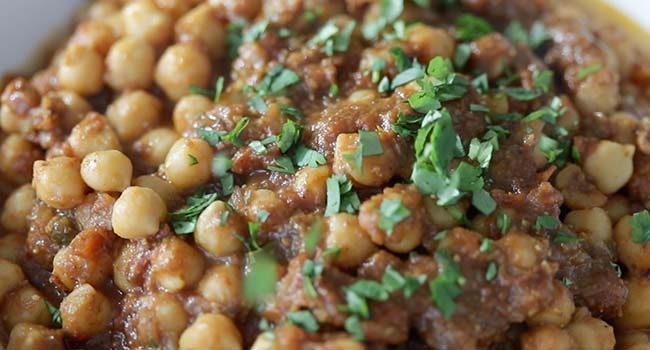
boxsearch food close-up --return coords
[1,0,650,349]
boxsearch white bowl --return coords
[0,0,648,74]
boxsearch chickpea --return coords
[0,104,31,134]
[198,264,242,309]
[604,194,632,222]
[6,323,65,350]
[195,201,245,257]
[112,186,167,239]
[80,150,132,192]
[132,175,179,206]
[618,332,650,350]
[52,228,114,291]
[564,207,612,242]
[43,90,93,131]
[610,112,639,145]
[293,166,331,207]
[358,185,424,253]
[85,0,120,20]
[69,20,116,55]
[105,37,156,90]
[333,132,400,187]
[405,24,455,62]
[573,64,620,116]
[0,134,44,184]
[250,332,278,350]
[32,157,87,209]
[499,232,542,269]
[122,0,173,47]
[521,325,577,350]
[155,43,212,101]
[60,284,112,340]
[554,164,607,210]
[618,275,650,330]
[172,95,213,134]
[179,313,243,350]
[132,293,189,348]
[1,184,35,232]
[423,197,468,230]
[0,233,25,262]
[614,216,650,272]
[133,128,180,168]
[528,280,576,327]
[208,0,261,20]
[155,0,195,18]
[67,113,122,158]
[163,138,213,190]
[150,236,205,292]
[106,90,162,141]
[566,308,615,350]
[58,45,105,96]
[582,140,635,194]
[325,213,377,268]
[0,258,25,301]
[1,285,51,329]
[113,240,148,292]
[242,189,289,229]
[175,4,226,59]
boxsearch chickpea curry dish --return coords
[2,0,650,349]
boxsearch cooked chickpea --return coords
[521,325,577,350]
[325,213,377,268]
[149,236,205,292]
[163,138,213,190]
[32,157,87,209]
[132,293,189,348]
[175,4,226,59]
[250,332,278,350]
[528,280,575,327]
[60,284,112,340]
[111,186,167,239]
[618,275,650,330]
[208,0,261,20]
[0,104,31,134]
[69,20,116,55]
[0,134,44,184]
[554,163,607,210]
[51,228,114,291]
[43,90,92,130]
[241,189,289,229]
[155,43,212,101]
[293,165,331,207]
[614,215,650,272]
[105,37,156,90]
[122,0,173,46]
[0,258,25,301]
[618,332,650,350]
[133,128,180,167]
[58,45,105,96]
[424,197,468,230]
[1,184,35,232]
[195,201,245,257]
[604,194,632,222]
[179,313,243,350]
[67,113,122,158]
[155,0,195,18]
[564,207,612,242]
[499,232,542,269]
[198,264,242,309]
[566,308,615,350]
[582,140,635,194]
[172,95,213,134]
[132,175,179,206]
[113,240,147,292]
[358,185,424,253]
[405,24,455,62]
[6,323,65,350]
[333,132,400,187]
[85,0,120,20]
[1,285,51,329]
[106,90,162,141]
[0,233,25,262]
[80,150,132,192]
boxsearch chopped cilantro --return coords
[505,20,551,49]
[453,43,472,69]
[485,262,498,281]
[529,21,552,49]
[169,191,218,234]
[468,138,493,168]
[553,231,584,244]
[257,210,270,223]
[470,103,490,113]
[243,19,269,43]
[226,18,247,59]
[472,189,496,215]
[496,212,511,235]
[535,215,561,231]
[267,156,296,174]
[631,210,650,244]
[362,0,404,40]
[310,20,356,56]
[471,73,489,94]
[455,14,493,41]
[345,315,364,341]
[378,198,411,235]
[188,85,213,98]
[329,83,340,97]
[393,113,424,137]
[347,280,389,301]
[211,154,232,177]
[277,120,303,153]
[577,63,603,80]
[381,265,406,293]
[479,238,493,253]
[214,76,225,103]
[503,87,542,101]
[279,104,304,119]
[188,154,198,166]
[429,249,464,319]
[244,250,277,302]
[344,130,384,172]
[539,135,564,163]
[325,174,361,216]
[533,70,554,93]
[256,65,301,96]
[45,301,62,327]
[198,117,250,147]
[522,97,566,124]
[304,219,323,254]
[302,259,323,298]
[292,145,327,168]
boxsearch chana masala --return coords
[2,0,650,349]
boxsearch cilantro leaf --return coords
[378,198,411,235]
[577,63,603,80]
[45,301,62,327]
[244,250,278,302]
[169,191,219,234]
[325,174,360,216]
[455,14,493,41]
[293,145,327,168]
[429,249,464,319]
[553,231,584,244]
[631,210,650,244]
[286,310,320,332]
[277,120,303,153]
